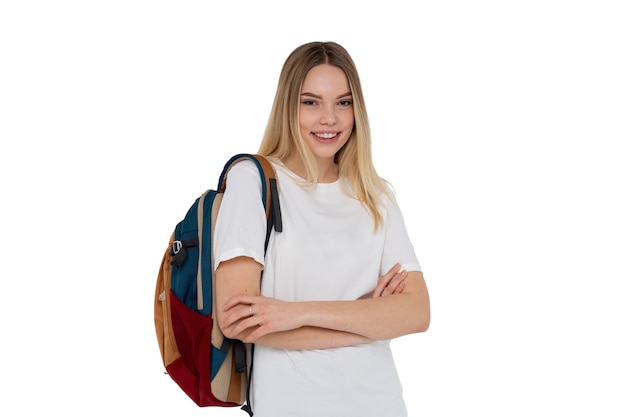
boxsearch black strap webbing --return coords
[169,237,199,268]
[269,178,282,233]
[241,343,255,416]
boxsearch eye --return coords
[301,99,317,106]
[338,99,353,107]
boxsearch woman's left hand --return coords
[221,294,302,342]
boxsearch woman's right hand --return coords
[372,263,408,298]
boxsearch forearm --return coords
[252,327,371,350]
[304,297,426,341]
[300,272,430,341]
[218,259,430,345]
[222,318,371,349]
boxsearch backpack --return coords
[154,153,282,415]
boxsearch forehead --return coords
[301,64,350,93]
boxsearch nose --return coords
[320,105,337,125]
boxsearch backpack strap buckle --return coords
[171,240,183,255]
[170,237,199,268]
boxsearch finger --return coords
[221,303,251,329]
[223,294,257,311]
[387,280,406,296]
[243,316,280,343]
[243,325,267,343]
[374,265,403,297]
[231,311,263,337]
[382,269,407,296]
[373,264,402,297]
[226,301,260,327]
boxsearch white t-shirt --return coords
[213,159,421,417]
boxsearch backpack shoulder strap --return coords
[217,153,283,245]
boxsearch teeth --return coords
[315,133,337,139]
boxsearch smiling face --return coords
[299,64,354,167]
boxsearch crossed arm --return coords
[215,256,430,350]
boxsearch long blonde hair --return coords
[258,41,393,230]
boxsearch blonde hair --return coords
[258,41,393,230]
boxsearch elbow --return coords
[405,271,430,334]
[416,315,430,333]
[408,316,429,335]
[410,307,430,334]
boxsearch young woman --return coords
[214,41,430,417]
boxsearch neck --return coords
[284,155,338,183]
[317,162,339,183]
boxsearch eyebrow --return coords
[301,92,353,99]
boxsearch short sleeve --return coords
[212,160,267,271]
[380,194,421,275]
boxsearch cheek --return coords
[299,122,310,138]
[341,109,355,127]
[298,112,309,130]
[343,115,355,133]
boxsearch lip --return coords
[311,132,340,143]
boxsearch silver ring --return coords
[249,306,253,316]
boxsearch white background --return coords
[1,1,625,415]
